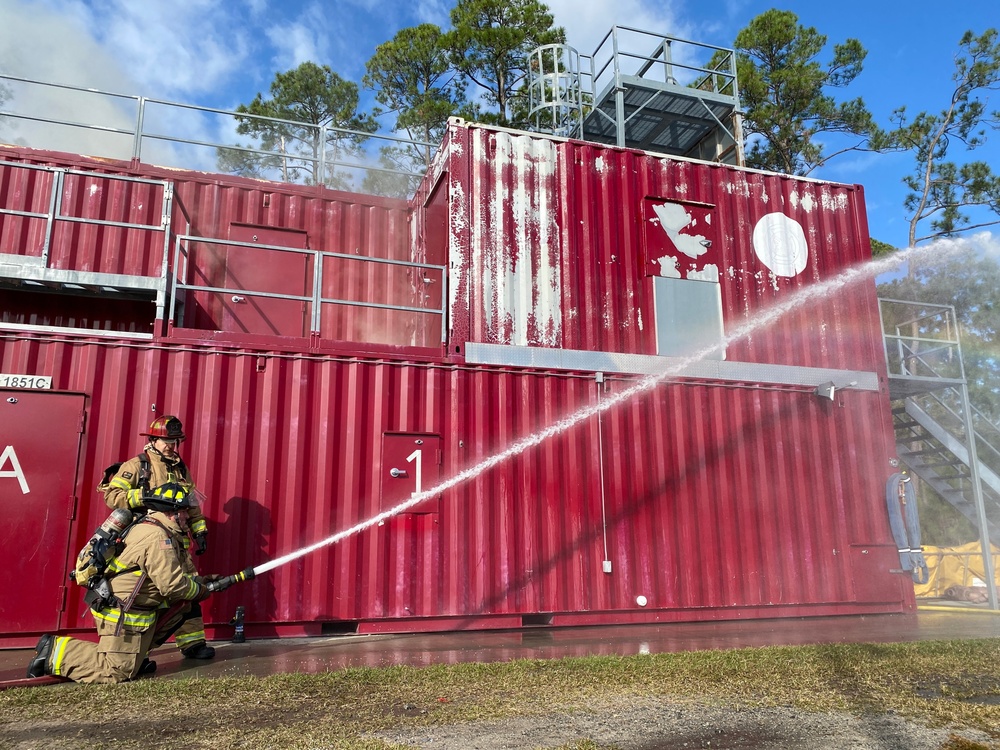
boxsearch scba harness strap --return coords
[102,452,190,511]
[101,452,152,496]
[78,519,142,612]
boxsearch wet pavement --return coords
[2,605,998,685]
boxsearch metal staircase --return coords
[880,297,998,608]
[892,394,1000,541]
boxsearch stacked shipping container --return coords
[0,119,909,646]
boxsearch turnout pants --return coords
[172,606,208,651]
[49,603,200,684]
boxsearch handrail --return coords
[878,297,965,381]
[170,235,447,344]
[914,387,1000,475]
[0,73,433,198]
[0,159,171,281]
[587,25,737,100]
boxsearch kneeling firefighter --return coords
[102,415,215,659]
[26,482,241,684]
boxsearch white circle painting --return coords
[752,212,808,277]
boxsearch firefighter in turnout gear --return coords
[101,415,215,659]
[26,482,230,683]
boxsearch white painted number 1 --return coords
[406,449,422,497]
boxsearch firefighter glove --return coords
[126,488,144,509]
[206,575,235,594]
[194,532,208,555]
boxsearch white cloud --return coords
[0,0,252,100]
[92,0,252,98]
[971,231,1000,262]
[412,0,451,26]
[546,0,691,57]
[265,16,328,72]
[0,0,135,91]
[245,0,268,16]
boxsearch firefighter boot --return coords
[138,658,157,676]
[26,634,54,678]
[181,642,216,659]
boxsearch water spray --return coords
[219,239,973,585]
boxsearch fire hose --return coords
[885,471,929,584]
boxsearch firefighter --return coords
[102,415,216,660]
[26,483,235,683]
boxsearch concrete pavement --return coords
[2,605,998,686]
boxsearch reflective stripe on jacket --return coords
[104,512,207,612]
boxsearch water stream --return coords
[253,238,972,577]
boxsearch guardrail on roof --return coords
[0,73,433,198]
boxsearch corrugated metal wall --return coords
[0,128,910,643]
[1,334,905,638]
[166,171,434,347]
[0,159,168,278]
[438,123,882,373]
[0,149,438,348]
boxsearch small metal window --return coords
[653,276,725,360]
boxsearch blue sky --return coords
[1,0,998,254]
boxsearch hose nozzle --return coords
[206,567,256,594]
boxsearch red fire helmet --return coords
[140,415,186,441]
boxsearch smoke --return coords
[0,0,133,91]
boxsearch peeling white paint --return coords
[449,179,469,318]
[687,264,719,282]
[821,191,848,211]
[88,184,100,197]
[657,255,682,278]
[789,189,816,213]
[478,133,562,347]
[723,176,768,205]
[650,202,710,259]
[724,178,751,198]
[594,156,607,173]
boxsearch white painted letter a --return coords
[0,445,30,494]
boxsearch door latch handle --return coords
[389,468,408,478]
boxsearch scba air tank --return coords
[71,507,135,588]
[94,507,134,542]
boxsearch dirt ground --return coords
[375,699,997,750]
[1,694,996,749]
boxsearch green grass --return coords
[2,639,999,749]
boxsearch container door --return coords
[223,224,311,337]
[373,433,441,619]
[0,391,84,637]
